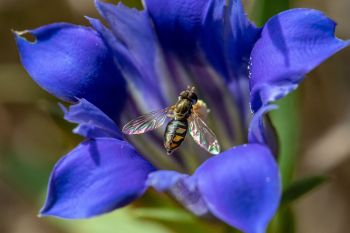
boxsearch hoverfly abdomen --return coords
[164,119,188,155]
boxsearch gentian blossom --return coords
[14,0,349,232]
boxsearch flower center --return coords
[120,54,247,173]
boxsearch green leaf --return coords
[281,176,328,206]
[49,208,174,233]
[131,207,229,233]
[132,207,195,222]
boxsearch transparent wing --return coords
[122,106,173,135]
[189,112,221,154]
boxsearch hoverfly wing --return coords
[122,106,174,135]
[189,112,220,154]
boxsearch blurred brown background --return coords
[0,0,350,233]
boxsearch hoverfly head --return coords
[179,86,197,104]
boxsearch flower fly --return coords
[122,86,220,155]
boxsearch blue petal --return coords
[248,105,278,145]
[144,0,212,52]
[94,1,166,110]
[60,99,122,139]
[95,0,156,71]
[15,23,126,119]
[40,138,155,218]
[225,0,260,122]
[200,0,260,126]
[202,0,260,81]
[250,9,350,112]
[199,0,227,76]
[147,170,209,216]
[225,0,260,80]
[194,144,281,233]
[147,170,187,192]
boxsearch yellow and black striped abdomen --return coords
[164,119,188,155]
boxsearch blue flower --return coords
[14,0,349,232]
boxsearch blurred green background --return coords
[1,0,350,233]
